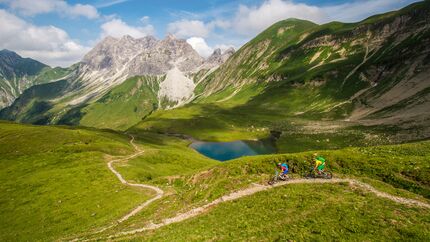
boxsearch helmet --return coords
[277,163,281,166]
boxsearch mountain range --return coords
[0,49,70,109]
[0,34,235,129]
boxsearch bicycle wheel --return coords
[304,172,314,179]
[324,171,333,179]
[268,175,277,185]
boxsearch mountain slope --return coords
[197,1,430,127]
[0,50,70,109]
[0,36,234,130]
[0,121,216,241]
[60,76,162,130]
[0,122,149,241]
[135,0,430,145]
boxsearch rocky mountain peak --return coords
[223,47,235,55]
[0,49,52,109]
[120,34,134,42]
[201,47,236,69]
[71,34,207,105]
[165,33,177,41]
[0,49,20,59]
[0,49,47,76]
[98,36,117,45]
[212,48,222,56]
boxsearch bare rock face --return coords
[68,34,235,106]
[0,49,49,108]
[201,47,236,70]
[127,34,204,76]
[70,34,206,105]
[82,35,157,71]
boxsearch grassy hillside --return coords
[194,1,429,133]
[1,121,428,241]
[1,2,429,241]
[0,80,71,124]
[83,135,430,241]
[131,1,430,150]
[131,101,394,154]
[0,122,219,241]
[76,76,161,130]
[0,122,150,241]
[137,183,429,241]
[33,66,71,85]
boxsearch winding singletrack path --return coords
[101,177,429,240]
[68,135,164,241]
[107,135,164,224]
[75,135,430,241]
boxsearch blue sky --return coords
[0,0,421,67]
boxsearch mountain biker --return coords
[277,162,289,177]
[313,154,326,175]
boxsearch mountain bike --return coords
[304,167,332,179]
[268,170,289,185]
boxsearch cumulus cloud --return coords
[1,0,99,19]
[228,0,417,37]
[167,20,210,38]
[232,0,325,36]
[322,0,416,23]
[208,19,231,29]
[0,9,90,67]
[100,18,155,38]
[186,37,214,58]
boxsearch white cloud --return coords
[322,0,416,23]
[233,0,325,36]
[2,0,99,19]
[96,0,131,8]
[140,16,150,23]
[186,37,214,58]
[167,20,210,38]
[100,18,155,38]
[0,9,90,67]
[67,3,99,19]
[208,19,231,29]
[229,0,417,37]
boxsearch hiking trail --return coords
[71,135,430,241]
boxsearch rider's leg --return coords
[281,170,288,178]
[317,164,325,175]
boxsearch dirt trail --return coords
[67,135,164,241]
[107,135,164,223]
[72,136,429,241]
[98,178,429,241]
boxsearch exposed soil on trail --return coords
[69,136,429,241]
[107,136,164,223]
[102,178,429,240]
